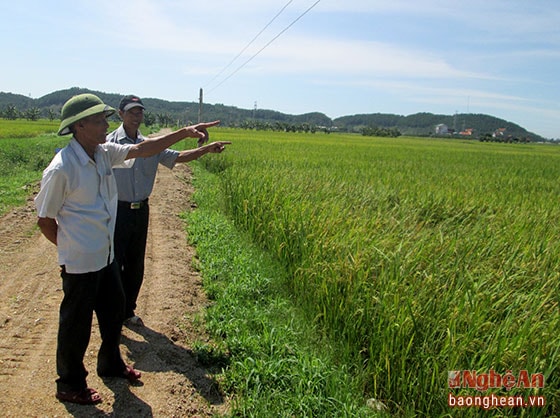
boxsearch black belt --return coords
[118,198,149,210]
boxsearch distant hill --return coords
[0,87,545,141]
[333,112,542,140]
[0,87,332,129]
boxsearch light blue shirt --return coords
[35,139,131,274]
[106,124,179,202]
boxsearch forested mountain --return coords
[0,88,545,141]
[0,87,331,129]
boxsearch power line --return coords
[204,0,294,89]
[207,0,322,95]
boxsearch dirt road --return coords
[0,163,229,417]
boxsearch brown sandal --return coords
[99,365,142,383]
[122,365,142,382]
[56,387,102,405]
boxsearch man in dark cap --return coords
[107,95,227,326]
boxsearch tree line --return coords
[1,104,57,121]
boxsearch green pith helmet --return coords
[58,93,115,136]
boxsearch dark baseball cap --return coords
[119,95,145,112]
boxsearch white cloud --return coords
[238,35,489,81]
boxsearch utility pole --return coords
[198,88,203,123]
[453,111,458,132]
[196,88,207,147]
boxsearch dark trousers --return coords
[56,261,126,392]
[114,203,149,319]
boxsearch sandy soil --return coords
[0,162,230,417]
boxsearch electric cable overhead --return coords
[204,0,294,89]
[206,0,322,95]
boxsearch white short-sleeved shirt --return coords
[35,138,132,274]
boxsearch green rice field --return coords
[1,121,558,415]
[203,128,559,416]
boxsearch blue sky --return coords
[2,0,560,138]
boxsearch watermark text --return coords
[448,393,545,409]
[448,370,544,392]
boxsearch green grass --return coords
[184,162,377,417]
[0,135,70,215]
[195,129,559,416]
[0,119,59,138]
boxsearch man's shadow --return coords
[104,378,153,417]
[120,324,226,406]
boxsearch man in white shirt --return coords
[35,93,228,405]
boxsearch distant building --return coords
[435,123,449,135]
[459,128,474,136]
[493,128,506,138]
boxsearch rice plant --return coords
[203,130,559,416]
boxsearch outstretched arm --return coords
[126,121,220,160]
[175,141,232,163]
